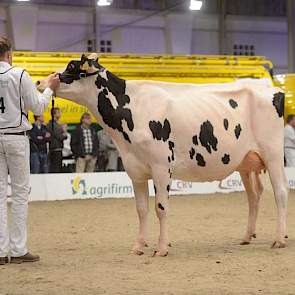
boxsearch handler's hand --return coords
[47,73,60,91]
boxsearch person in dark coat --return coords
[46,108,68,173]
[71,113,98,173]
[29,115,51,174]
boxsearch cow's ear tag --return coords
[80,62,90,71]
[80,54,90,71]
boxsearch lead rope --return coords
[51,93,55,131]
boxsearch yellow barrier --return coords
[12,52,273,124]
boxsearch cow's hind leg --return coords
[267,162,288,248]
[132,181,149,255]
[240,172,263,245]
[152,168,171,257]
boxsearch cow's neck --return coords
[93,69,135,144]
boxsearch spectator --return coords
[29,115,51,174]
[98,130,120,172]
[71,113,98,173]
[47,108,67,173]
[284,114,295,167]
[97,129,108,171]
[62,124,72,158]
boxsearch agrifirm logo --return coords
[70,176,133,197]
[71,176,87,195]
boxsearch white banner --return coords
[26,171,245,201]
[5,168,295,202]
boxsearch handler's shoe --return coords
[10,253,40,264]
[0,257,9,265]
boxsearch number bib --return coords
[0,67,25,130]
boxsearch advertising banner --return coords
[4,168,293,202]
[26,171,245,201]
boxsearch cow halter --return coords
[59,67,104,84]
[51,92,56,131]
[78,70,102,79]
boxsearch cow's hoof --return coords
[132,241,148,255]
[271,240,286,249]
[168,243,172,247]
[153,251,168,257]
[285,235,288,239]
[240,240,250,245]
[252,233,257,239]
[152,250,168,257]
[132,249,144,255]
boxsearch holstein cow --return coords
[39,53,288,256]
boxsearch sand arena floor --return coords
[0,190,295,295]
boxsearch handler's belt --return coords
[1,131,27,136]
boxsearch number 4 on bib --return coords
[0,97,5,113]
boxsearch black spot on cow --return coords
[168,140,175,161]
[223,119,229,130]
[222,154,230,164]
[229,99,238,109]
[189,147,195,159]
[96,72,134,143]
[272,92,285,118]
[192,135,198,145]
[158,203,165,211]
[199,120,218,154]
[234,124,242,139]
[167,185,170,192]
[154,185,157,195]
[149,119,175,163]
[149,119,171,142]
[196,153,206,167]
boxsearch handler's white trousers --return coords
[285,148,295,167]
[0,134,30,257]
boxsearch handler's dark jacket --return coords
[47,120,67,151]
[70,124,99,158]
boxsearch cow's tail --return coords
[272,87,285,119]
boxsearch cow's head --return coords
[36,53,106,105]
[59,53,103,84]
[54,53,105,103]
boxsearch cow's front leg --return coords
[153,172,171,257]
[131,181,149,255]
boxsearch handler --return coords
[0,37,60,264]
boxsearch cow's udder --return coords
[237,151,265,173]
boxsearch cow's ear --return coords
[80,54,90,71]
[81,54,87,63]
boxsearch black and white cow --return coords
[39,53,288,256]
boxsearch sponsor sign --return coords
[2,168,292,202]
[285,167,295,189]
